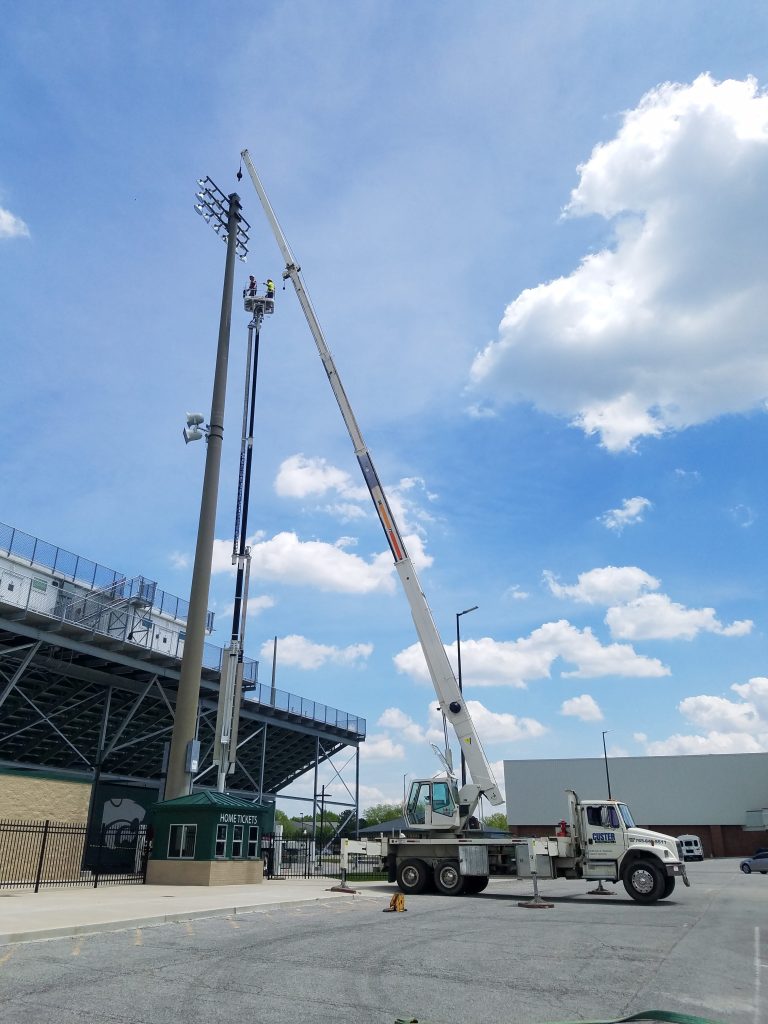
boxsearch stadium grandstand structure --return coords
[0,522,365,815]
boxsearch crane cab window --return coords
[407,782,431,825]
[431,781,456,818]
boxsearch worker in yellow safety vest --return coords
[266,278,275,298]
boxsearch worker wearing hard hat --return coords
[266,278,275,298]
[247,275,258,296]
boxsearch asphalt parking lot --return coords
[0,858,764,1024]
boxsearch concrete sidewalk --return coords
[0,878,385,945]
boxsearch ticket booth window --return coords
[247,826,259,859]
[168,824,197,859]
[215,824,228,858]
[232,824,244,858]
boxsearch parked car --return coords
[677,834,704,861]
[740,851,768,874]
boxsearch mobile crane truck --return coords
[240,150,689,905]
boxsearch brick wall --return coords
[0,770,91,823]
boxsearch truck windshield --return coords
[618,804,636,828]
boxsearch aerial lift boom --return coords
[240,149,502,821]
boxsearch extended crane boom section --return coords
[241,149,502,810]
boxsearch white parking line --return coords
[755,925,762,1024]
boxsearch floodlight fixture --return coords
[183,412,208,444]
[194,175,250,262]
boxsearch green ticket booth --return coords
[146,791,274,886]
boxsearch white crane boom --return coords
[240,150,502,808]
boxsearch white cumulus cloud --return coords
[213,531,395,594]
[0,206,29,239]
[545,566,660,605]
[394,623,668,688]
[224,595,275,619]
[638,676,768,754]
[274,453,366,501]
[260,634,372,670]
[377,707,427,744]
[361,734,406,761]
[470,75,768,451]
[605,593,753,641]
[561,694,604,721]
[168,551,190,570]
[425,702,547,744]
[600,496,652,532]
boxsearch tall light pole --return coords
[164,178,250,801]
[602,730,612,799]
[456,605,478,789]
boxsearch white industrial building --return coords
[504,752,768,857]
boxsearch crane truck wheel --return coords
[397,858,431,894]
[622,859,666,903]
[661,875,676,899]
[434,860,467,896]
[463,876,489,894]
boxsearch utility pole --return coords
[214,282,273,792]
[165,180,249,801]
[602,730,612,799]
[456,605,478,789]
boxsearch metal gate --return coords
[0,819,148,891]
[259,834,386,881]
[260,834,316,879]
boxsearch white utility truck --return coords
[240,151,690,905]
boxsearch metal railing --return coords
[247,681,366,738]
[0,535,258,685]
[0,820,148,891]
[0,521,211,629]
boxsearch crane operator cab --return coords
[405,778,462,831]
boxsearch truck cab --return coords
[569,792,688,900]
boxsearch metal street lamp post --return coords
[456,605,478,788]
[164,178,250,801]
[602,730,612,799]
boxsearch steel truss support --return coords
[0,640,42,712]
[102,676,159,761]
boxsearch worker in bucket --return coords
[266,278,275,299]
[246,275,258,296]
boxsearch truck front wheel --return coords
[397,858,430,894]
[434,860,466,896]
[661,875,675,899]
[622,859,666,903]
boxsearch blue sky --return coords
[2,2,768,816]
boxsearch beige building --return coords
[503,752,768,858]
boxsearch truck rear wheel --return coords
[434,860,466,896]
[397,858,430,894]
[622,859,665,903]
